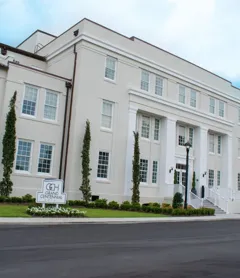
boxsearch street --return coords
[0,221,240,277]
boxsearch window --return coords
[238,138,240,157]
[238,174,240,191]
[141,116,150,139]
[105,56,116,80]
[209,97,215,114]
[154,119,160,141]
[22,85,38,116]
[97,151,109,179]
[209,134,215,153]
[179,86,185,104]
[178,126,185,146]
[152,161,158,184]
[155,76,163,96]
[217,136,221,154]
[38,144,53,174]
[190,90,196,108]
[44,91,58,120]
[217,171,221,187]
[15,140,32,172]
[189,127,194,146]
[141,70,149,91]
[219,101,224,117]
[140,159,148,183]
[176,164,186,185]
[208,169,214,188]
[101,101,113,129]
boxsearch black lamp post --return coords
[184,141,192,209]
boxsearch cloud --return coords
[0,0,240,85]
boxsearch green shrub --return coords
[172,192,183,209]
[0,196,6,202]
[161,203,171,208]
[11,197,22,203]
[171,208,215,216]
[95,198,108,208]
[162,207,173,214]
[149,202,161,208]
[86,202,96,208]
[129,203,141,211]
[120,201,131,211]
[108,201,119,210]
[22,194,33,203]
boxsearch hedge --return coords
[0,194,35,203]
[26,207,86,217]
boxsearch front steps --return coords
[203,199,226,214]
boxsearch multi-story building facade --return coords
[1,18,240,212]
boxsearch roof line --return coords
[0,43,45,61]
[17,29,57,48]
[8,61,71,81]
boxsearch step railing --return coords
[206,187,229,213]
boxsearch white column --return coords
[124,105,138,197]
[194,127,208,193]
[224,134,232,189]
[163,118,176,185]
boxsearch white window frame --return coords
[141,70,150,92]
[209,134,215,154]
[190,89,197,108]
[104,56,117,81]
[141,115,150,139]
[153,118,160,141]
[209,97,215,114]
[179,85,186,104]
[101,100,113,131]
[37,143,54,175]
[21,84,39,118]
[217,135,222,155]
[43,90,59,121]
[217,170,221,187]
[189,127,194,146]
[97,151,110,180]
[178,125,186,146]
[208,169,214,188]
[155,75,163,96]
[177,125,194,147]
[152,160,158,184]
[238,173,240,191]
[218,100,225,117]
[140,159,148,184]
[15,139,33,174]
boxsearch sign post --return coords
[36,179,67,207]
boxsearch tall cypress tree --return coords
[131,131,140,204]
[0,91,17,196]
[80,120,92,203]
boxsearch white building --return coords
[1,18,240,213]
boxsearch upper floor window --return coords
[105,56,116,81]
[101,100,113,130]
[15,140,32,172]
[44,91,58,121]
[154,118,160,141]
[141,70,149,91]
[219,101,224,117]
[22,85,38,116]
[217,135,222,154]
[178,125,194,146]
[155,76,163,96]
[209,97,215,114]
[179,86,185,104]
[190,90,196,108]
[141,116,150,139]
[209,134,215,153]
[38,144,53,174]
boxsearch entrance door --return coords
[176,164,186,185]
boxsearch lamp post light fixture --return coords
[184,141,192,209]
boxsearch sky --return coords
[0,0,240,87]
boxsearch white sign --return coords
[36,179,67,205]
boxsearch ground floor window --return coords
[238,173,240,191]
[97,151,109,179]
[140,159,148,183]
[208,169,214,188]
[152,161,158,184]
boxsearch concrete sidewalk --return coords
[0,214,240,225]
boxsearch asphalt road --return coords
[0,221,240,278]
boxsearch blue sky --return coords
[1,0,240,88]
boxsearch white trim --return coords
[14,139,33,174]
[43,89,59,122]
[37,142,54,176]
[129,89,234,127]
[21,84,39,119]
[46,34,240,105]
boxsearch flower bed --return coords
[26,206,86,217]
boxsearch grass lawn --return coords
[0,205,167,218]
